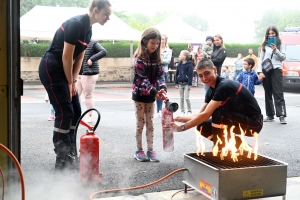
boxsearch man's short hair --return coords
[244,58,255,69]
[197,58,214,70]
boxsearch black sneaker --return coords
[55,157,66,170]
[279,116,287,124]
[263,116,274,122]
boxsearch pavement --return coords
[22,81,300,200]
[97,177,300,200]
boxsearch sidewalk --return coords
[23,81,133,89]
[95,177,300,200]
[23,81,202,90]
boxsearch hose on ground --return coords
[89,168,187,200]
[0,143,25,200]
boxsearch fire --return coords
[195,127,205,156]
[212,135,222,156]
[198,124,259,162]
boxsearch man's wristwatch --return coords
[180,124,185,131]
[73,78,77,83]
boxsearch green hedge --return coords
[20,41,261,58]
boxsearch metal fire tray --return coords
[183,152,288,200]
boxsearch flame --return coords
[196,123,259,162]
[195,127,205,156]
[238,125,253,159]
[212,135,222,157]
[220,126,239,162]
[252,132,259,160]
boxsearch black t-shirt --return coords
[47,14,92,60]
[205,77,261,117]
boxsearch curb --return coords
[23,82,179,90]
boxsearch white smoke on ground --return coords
[25,169,99,200]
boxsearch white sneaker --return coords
[85,115,92,123]
[187,111,192,115]
[158,110,162,118]
[181,112,185,115]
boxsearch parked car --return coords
[280,26,300,89]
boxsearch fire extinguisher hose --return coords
[74,108,101,158]
[89,168,187,200]
[0,143,26,200]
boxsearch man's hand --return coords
[171,122,182,132]
[175,85,179,89]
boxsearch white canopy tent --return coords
[20,6,142,82]
[20,5,142,41]
[154,15,206,43]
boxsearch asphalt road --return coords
[20,83,300,200]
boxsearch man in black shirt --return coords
[172,59,263,146]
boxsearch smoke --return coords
[25,168,100,200]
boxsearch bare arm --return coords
[62,42,76,84]
[172,100,221,132]
[174,102,208,123]
[73,50,85,79]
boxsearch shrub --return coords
[20,41,261,58]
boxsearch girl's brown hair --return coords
[134,27,162,63]
[89,0,111,13]
[261,26,282,52]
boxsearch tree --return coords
[254,9,300,43]
[182,14,209,32]
[20,0,89,16]
[114,11,172,31]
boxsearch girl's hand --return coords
[271,44,277,51]
[155,89,166,100]
[87,59,92,66]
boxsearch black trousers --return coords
[197,107,263,146]
[263,69,287,117]
[39,52,81,154]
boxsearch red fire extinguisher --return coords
[74,108,103,184]
[161,93,178,152]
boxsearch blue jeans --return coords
[233,70,243,81]
[156,84,163,112]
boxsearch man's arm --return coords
[199,102,207,113]
[173,100,221,132]
[174,102,208,123]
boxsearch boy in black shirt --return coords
[172,59,263,147]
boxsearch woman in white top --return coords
[156,34,172,117]
[258,26,287,124]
